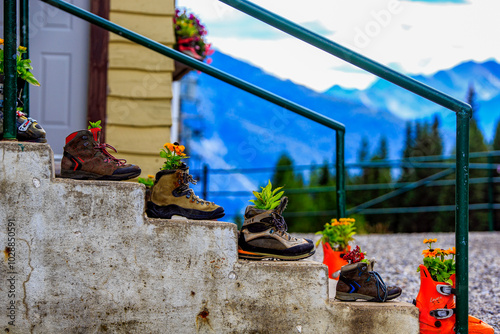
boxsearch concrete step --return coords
[0,142,419,333]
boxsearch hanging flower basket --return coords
[172,9,214,81]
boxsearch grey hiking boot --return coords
[335,260,402,302]
[238,197,315,260]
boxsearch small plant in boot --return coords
[60,120,141,180]
[316,218,356,279]
[0,40,46,142]
[415,238,494,334]
[146,142,224,220]
[238,181,315,261]
[336,245,402,302]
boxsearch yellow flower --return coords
[147,174,154,179]
[18,45,27,52]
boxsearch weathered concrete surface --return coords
[0,142,419,333]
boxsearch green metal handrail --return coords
[219,1,470,329]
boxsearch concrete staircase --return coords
[0,142,418,333]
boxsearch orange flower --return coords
[164,143,175,151]
[174,145,185,154]
[0,38,4,45]
[147,174,155,179]
[422,249,433,257]
[447,247,456,255]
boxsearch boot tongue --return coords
[274,196,288,215]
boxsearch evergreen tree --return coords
[271,153,316,232]
[466,84,489,230]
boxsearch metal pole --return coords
[336,130,346,218]
[203,164,208,201]
[455,110,470,334]
[487,154,494,231]
[2,0,18,140]
[20,0,30,116]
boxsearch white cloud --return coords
[177,0,500,91]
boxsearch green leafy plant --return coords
[160,142,189,170]
[315,218,356,252]
[138,174,155,188]
[88,120,102,130]
[249,180,284,210]
[0,38,40,86]
[418,238,456,285]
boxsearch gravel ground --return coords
[296,231,500,331]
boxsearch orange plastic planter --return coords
[322,243,350,280]
[415,264,494,334]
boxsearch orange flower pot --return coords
[322,243,350,280]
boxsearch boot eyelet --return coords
[270,229,274,233]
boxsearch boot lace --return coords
[95,143,126,166]
[178,170,213,205]
[270,212,299,242]
[367,271,388,302]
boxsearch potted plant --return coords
[414,238,494,333]
[173,8,214,80]
[0,38,45,142]
[315,218,356,279]
[0,38,40,103]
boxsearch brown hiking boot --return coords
[60,128,141,180]
[238,197,315,260]
[335,260,402,302]
[146,163,225,220]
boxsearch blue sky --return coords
[177,0,500,91]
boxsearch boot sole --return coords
[146,202,225,220]
[60,169,141,181]
[335,290,402,302]
[238,248,315,261]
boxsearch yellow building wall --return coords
[107,0,175,177]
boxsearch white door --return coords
[1,0,90,157]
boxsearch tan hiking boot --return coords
[238,197,315,260]
[335,260,402,302]
[60,128,141,180]
[146,163,225,220]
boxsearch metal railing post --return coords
[203,164,209,201]
[2,0,18,140]
[20,0,30,116]
[487,154,494,231]
[336,130,346,218]
[455,110,470,334]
